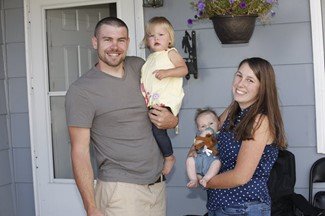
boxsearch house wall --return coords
[0,0,323,215]
[0,0,35,215]
[144,0,325,215]
[0,0,15,214]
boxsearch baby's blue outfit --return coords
[194,129,220,176]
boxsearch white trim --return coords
[41,4,56,186]
[35,0,115,10]
[24,0,41,214]
[48,91,66,96]
[134,0,145,59]
[310,0,325,154]
[117,0,145,58]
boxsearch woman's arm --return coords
[153,49,188,80]
[206,115,273,189]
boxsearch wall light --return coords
[143,0,163,7]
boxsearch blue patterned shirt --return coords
[207,108,278,210]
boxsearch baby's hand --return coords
[199,178,208,188]
[153,70,167,80]
[194,138,204,147]
[200,129,213,137]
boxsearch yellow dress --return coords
[140,48,184,115]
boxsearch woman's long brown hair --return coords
[227,57,287,149]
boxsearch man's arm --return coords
[148,104,178,129]
[69,126,103,216]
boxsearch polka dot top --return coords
[206,107,278,210]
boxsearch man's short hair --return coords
[94,17,128,37]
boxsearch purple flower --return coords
[239,1,247,9]
[152,93,160,100]
[197,1,206,11]
[187,0,277,25]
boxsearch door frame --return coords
[24,0,145,214]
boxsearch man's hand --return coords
[87,206,104,216]
[148,105,178,129]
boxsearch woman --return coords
[201,57,286,215]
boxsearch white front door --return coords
[25,0,144,215]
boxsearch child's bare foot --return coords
[199,178,208,187]
[162,155,176,175]
[187,179,198,188]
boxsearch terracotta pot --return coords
[210,15,257,44]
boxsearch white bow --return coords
[203,145,212,156]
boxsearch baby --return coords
[186,108,222,188]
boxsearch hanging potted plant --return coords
[188,0,278,44]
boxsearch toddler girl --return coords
[141,17,188,175]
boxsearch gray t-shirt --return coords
[65,56,163,184]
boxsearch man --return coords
[65,17,178,216]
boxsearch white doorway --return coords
[25,0,144,215]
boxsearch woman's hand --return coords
[187,144,197,158]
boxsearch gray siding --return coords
[0,0,35,215]
[0,0,323,215]
[0,0,15,215]
[144,0,324,215]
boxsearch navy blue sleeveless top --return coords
[207,108,278,210]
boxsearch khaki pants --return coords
[95,180,166,216]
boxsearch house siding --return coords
[0,0,35,215]
[144,0,324,215]
[0,0,323,215]
[0,0,15,216]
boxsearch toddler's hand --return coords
[153,70,167,80]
